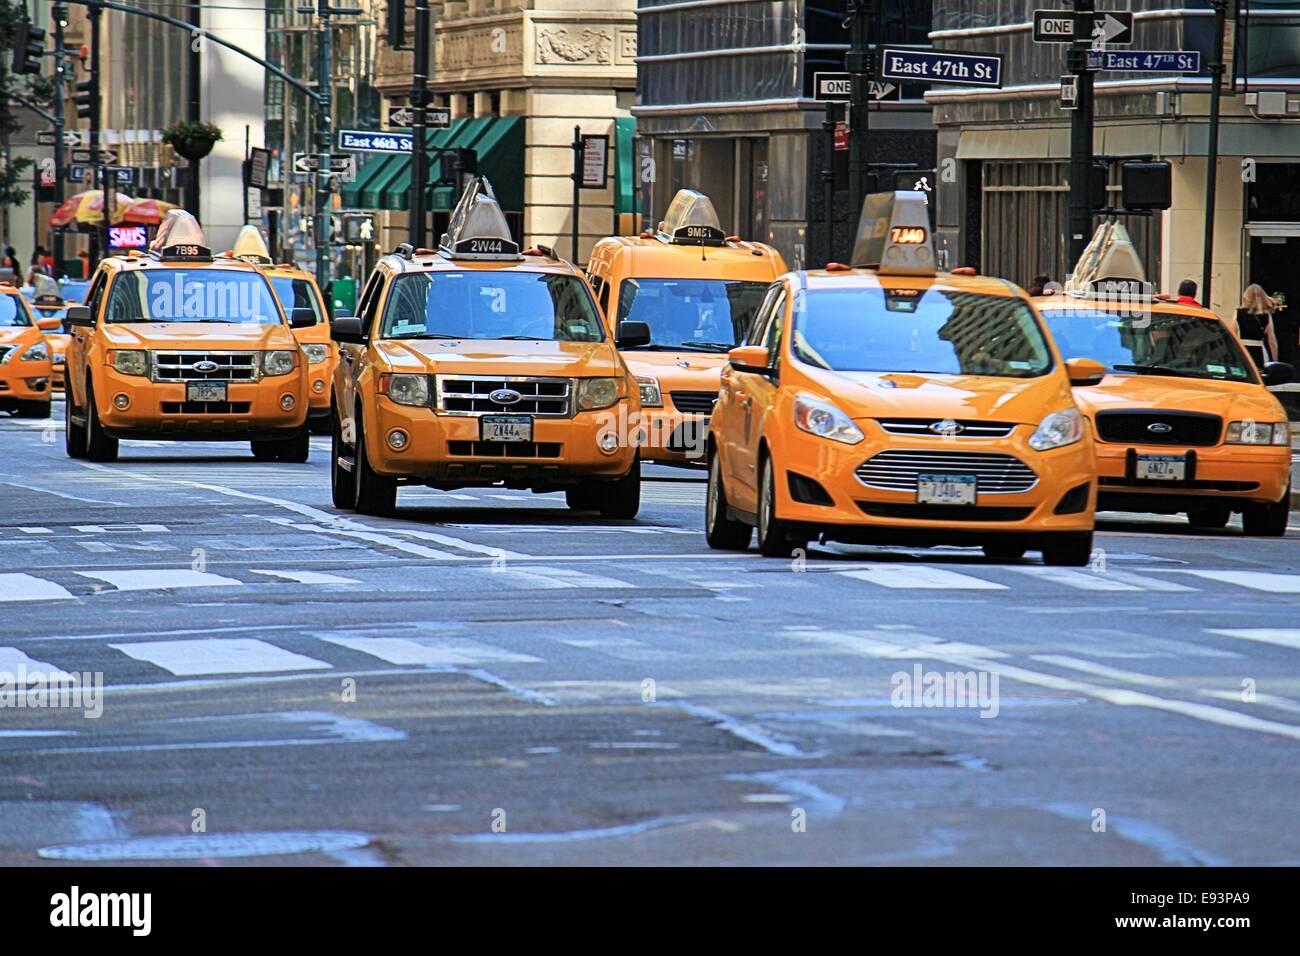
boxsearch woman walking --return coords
[1229,284,1279,370]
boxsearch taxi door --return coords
[66,270,107,410]
[335,270,384,431]
[723,283,787,511]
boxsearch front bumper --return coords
[95,368,308,438]
[304,354,337,413]
[0,360,53,402]
[365,399,638,486]
[639,408,709,464]
[1095,441,1291,511]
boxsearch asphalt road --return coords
[2,398,1299,866]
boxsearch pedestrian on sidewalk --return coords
[1229,284,1279,370]
[1175,279,1201,307]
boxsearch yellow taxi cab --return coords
[586,189,786,465]
[329,177,646,517]
[706,191,1103,564]
[29,275,75,391]
[63,210,312,462]
[228,225,337,436]
[0,283,54,418]
[1035,282,1293,537]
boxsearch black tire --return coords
[353,413,397,517]
[705,447,752,550]
[16,400,51,418]
[308,414,332,436]
[596,457,641,519]
[331,412,356,510]
[83,384,118,462]
[982,542,1028,562]
[1187,504,1231,530]
[64,387,86,459]
[1042,532,1094,567]
[275,429,310,464]
[1242,485,1291,538]
[565,483,599,511]
[250,441,279,460]
[756,455,807,558]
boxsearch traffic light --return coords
[74,79,94,120]
[439,148,476,184]
[11,20,46,75]
[386,0,406,49]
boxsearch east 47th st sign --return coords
[879,48,1003,88]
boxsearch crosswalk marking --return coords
[108,638,332,676]
[482,566,636,589]
[248,569,361,585]
[1179,570,1300,593]
[317,635,542,665]
[0,647,73,682]
[1207,629,1300,652]
[0,573,75,602]
[1008,567,1144,591]
[77,569,244,592]
[73,524,169,533]
[837,566,1008,590]
[1031,655,1178,688]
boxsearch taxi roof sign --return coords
[850,191,935,277]
[439,177,522,261]
[658,189,726,246]
[32,274,63,304]
[1066,221,1147,295]
[149,210,212,262]
[230,224,274,265]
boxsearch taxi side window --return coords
[746,284,784,350]
[85,272,107,321]
[357,272,384,336]
[763,290,787,370]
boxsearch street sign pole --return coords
[410,0,430,248]
[1067,0,1096,272]
[1201,0,1236,308]
[571,126,581,262]
[185,0,201,220]
[88,0,109,263]
[846,0,873,218]
[822,102,837,266]
[314,0,334,290]
[51,4,68,271]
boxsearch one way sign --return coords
[1033,9,1133,45]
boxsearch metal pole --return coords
[846,0,873,217]
[88,0,105,263]
[409,0,429,247]
[186,0,201,218]
[571,126,580,262]
[315,0,333,289]
[1067,0,1096,273]
[822,102,836,265]
[1201,0,1231,309]
[52,3,68,272]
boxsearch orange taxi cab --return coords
[706,191,1103,564]
[63,210,312,462]
[329,177,645,517]
[229,225,338,435]
[586,189,786,466]
[0,284,54,418]
[1035,284,1293,536]
[29,275,75,391]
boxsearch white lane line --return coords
[1008,567,1143,591]
[0,573,75,602]
[109,638,332,676]
[0,480,126,507]
[837,565,1008,590]
[1031,655,1179,688]
[1178,570,1300,593]
[479,566,637,589]
[0,647,73,682]
[274,520,457,560]
[373,525,526,559]
[1207,629,1300,652]
[791,628,1300,743]
[248,569,362,585]
[317,635,541,665]
[1200,689,1300,716]
[73,524,169,533]
[77,569,244,592]
[18,527,53,534]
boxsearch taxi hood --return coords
[0,326,39,346]
[377,338,625,378]
[1075,373,1286,422]
[805,367,1075,425]
[97,322,298,351]
[623,350,726,387]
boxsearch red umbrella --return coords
[121,197,179,225]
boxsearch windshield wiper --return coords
[495,335,547,340]
[385,332,462,340]
[680,341,735,352]
[1111,363,1217,379]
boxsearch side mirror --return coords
[1262,361,1294,387]
[728,344,771,374]
[289,307,317,329]
[65,305,93,327]
[1065,357,1106,386]
[36,316,62,331]
[330,315,366,344]
[616,320,651,349]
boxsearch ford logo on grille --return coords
[930,418,964,436]
[489,388,523,405]
[191,360,220,374]
[1147,422,1173,434]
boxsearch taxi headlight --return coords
[577,377,619,411]
[263,350,297,376]
[793,394,864,445]
[302,343,330,365]
[1028,408,1084,451]
[20,342,49,363]
[111,349,149,376]
[636,375,663,407]
[386,373,431,407]
[1226,420,1289,445]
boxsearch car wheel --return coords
[756,455,806,558]
[65,388,86,459]
[353,413,397,517]
[331,413,356,510]
[1242,485,1291,538]
[705,448,752,550]
[1041,532,1094,567]
[982,542,1028,562]
[565,483,600,511]
[275,429,310,464]
[596,457,641,519]
[250,441,279,460]
[83,384,118,462]
[1187,505,1231,530]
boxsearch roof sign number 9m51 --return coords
[879,48,1004,89]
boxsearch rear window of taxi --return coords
[0,295,33,327]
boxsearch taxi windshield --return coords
[0,296,33,327]
[792,287,1053,378]
[104,270,282,325]
[380,272,604,342]
[617,279,768,352]
[1040,307,1256,383]
[271,276,324,326]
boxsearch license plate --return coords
[481,415,532,442]
[1136,454,1186,481]
[917,474,977,505]
[186,381,227,403]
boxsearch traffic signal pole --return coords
[1201,0,1233,308]
[315,0,333,290]
[88,0,106,262]
[846,0,873,218]
[185,0,201,218]
[51,4,68,271]
[1067,0,1096,274]
[409,0,429,248]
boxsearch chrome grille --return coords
[152,351,259,382]
[856,450,1038,494]
[436,375,571,417]
[670,390,719,415]
[876,419,1017,439]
